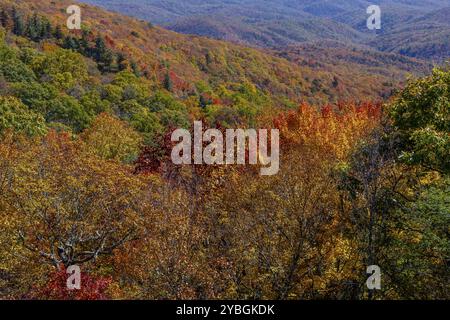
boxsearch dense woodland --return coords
[0,0,448,300]
[83,0,450,63]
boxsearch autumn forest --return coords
[0,0,448,301]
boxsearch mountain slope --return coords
[369,7,450,63]
[1,0,431,106]
[274,41,432,100]
[167,14,366,48]
[80,0,450,62]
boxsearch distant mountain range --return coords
[80,0,450,63]
[1,0,428,108]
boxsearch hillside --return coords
[0,0,402,146]
[81,0,450,62]
[0,0,431,109]
[0,0,449,302]
[369,7,450,63]
[273,41,432,100]
[165,13,365,48]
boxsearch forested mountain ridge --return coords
[368,6,450,62]
[273,41,433,100]
[0,0,432,108]
[0,0,448,301]
[81,0,450,62]
[0,0,401,147]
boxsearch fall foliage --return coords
[0,0,448,300]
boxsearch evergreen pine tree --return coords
[101,49,114,72]
[63,36,79,50]
[79,30,90,56]
[130,60,141,77]
[94,36,107,62]
[93,36,114,72]
[41,18,52,39]
[32,14,41,39]
[12,7,24,36]
[25,15,39,41]
[164,71,173,91]
[117,52,128,71]
[54,25,63,40]
[0,8,9,28]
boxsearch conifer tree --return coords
[41,18,52,39]
[63,36,79,51]
[79,30,90,56]
[25,14,40,41]
[94,36,106,62]
[54,25,63,40]
[0,8,9,28]
[12,7,24,36]
[164,71,173,91]
[130,60,140,77]
[117,52,128,71]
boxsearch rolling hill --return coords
[81,0,450,62]
[0,0,448,302]
[0,0,432,107]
